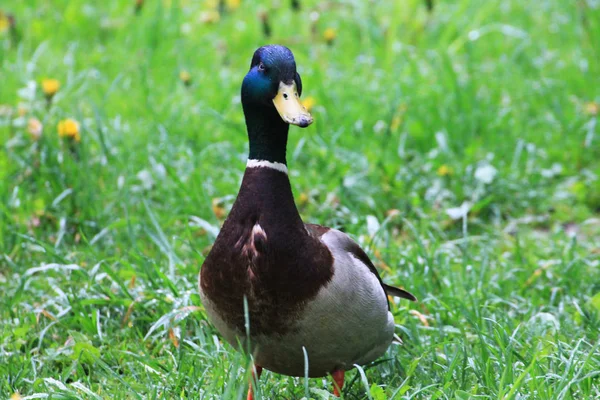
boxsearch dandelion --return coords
[301,96,316,112]
[179,70,192,87]
[42,79,60,107]
[323,27,336,45]
[298,192,309,206]
[584,102,598,116]
[226,0,241,11]
[42,79,60,98]
[58,118,81,142]
[0,12,9,34]
[437,164,453,176]
[27,118,43,141]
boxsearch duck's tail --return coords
[383,283,417,302]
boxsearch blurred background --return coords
[1,0,600,398]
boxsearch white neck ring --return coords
[246,159,288,174]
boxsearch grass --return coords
[1,0,600,398]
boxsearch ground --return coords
[1,0,600,399]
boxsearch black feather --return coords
[383,284,417,302]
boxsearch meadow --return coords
[1,0,600,398]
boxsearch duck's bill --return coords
[273,82,313,128]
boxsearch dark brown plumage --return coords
[200,167,333,335]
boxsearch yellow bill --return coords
[273,82,313,128]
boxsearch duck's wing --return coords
[305,223,417,303]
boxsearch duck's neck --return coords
[231,105,303,229]
[245,105,289,165]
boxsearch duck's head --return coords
[241,45,313,128]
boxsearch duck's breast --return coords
[252,228,394,377]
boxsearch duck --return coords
[199,44,416,399]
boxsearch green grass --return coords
[1,0,600,398]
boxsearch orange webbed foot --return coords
[247,365,263,400]
[331,369,345,397]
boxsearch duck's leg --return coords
[331,370,345,397]
[247,365,263,400]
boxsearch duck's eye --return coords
[283,93,288,99]
[258,62,266,71]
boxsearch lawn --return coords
[1,0,600,398]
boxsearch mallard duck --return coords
[199,45,416,399]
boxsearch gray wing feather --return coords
[306,224,417,304]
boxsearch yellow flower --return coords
[179,70,192,86]
[206,0,219,9]
[437,164,453,176]
[27,118,43,140]
[301,96,316,112]
[584,102,598,116]
[58,118,81,142]
[0,12,9,34]
[10,392,22,400]
[323,27,336,44]
[226,0,241,11]
[42,79,60,98]
[298,192,309,206]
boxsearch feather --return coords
[383,283,417,302]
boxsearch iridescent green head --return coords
[241,45,313,128]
